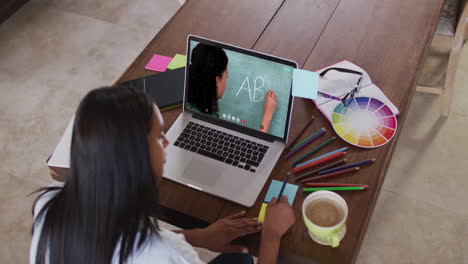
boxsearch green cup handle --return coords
[329,233,340,248]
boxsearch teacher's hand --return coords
[198,211,262,253]
[260,90,277,132]
[263,90,277,120]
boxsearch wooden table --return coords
[49,0,445,263]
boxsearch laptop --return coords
[164,35,297,207]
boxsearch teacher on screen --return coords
[187,43,277,133]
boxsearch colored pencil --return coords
[293,151,346,173]
[289,127,325,152]
[277,173,290,202]
[294,159,347,182]
[295,147,349,168]
[302,167,360,183]
[290,126,322,152]
[284,128,326,159]
[304,183,368,188]
[292,137,336,166]
[303,186,366,192]
[318,158,376,175]
[283,117,315,154]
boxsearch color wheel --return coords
[332,97,397,148]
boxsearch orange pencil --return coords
[301,167,360,183]
[293,151,346,174]
[304,183,367,188]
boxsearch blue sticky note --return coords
[264,180,299,205]
[292,69,318,99]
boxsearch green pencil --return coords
[292,137,336,166]
[290,128,325,151]
[303,186,365,192]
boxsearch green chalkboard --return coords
[189,41,293,138]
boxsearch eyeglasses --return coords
[319,67,364,107]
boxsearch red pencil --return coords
[293,152,346,174]
[301,167,360,183]
[304,183,367,188]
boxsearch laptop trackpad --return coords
[182,158,222,187]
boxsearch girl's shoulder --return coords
[31,182,204,264]
[116,228,204,264]
[33,181,64,219]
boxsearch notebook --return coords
[48,68,186,169]
[313,60,399,123]
[119,67,185,110]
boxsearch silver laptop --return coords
[164,35,297,207]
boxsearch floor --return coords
[0,1,467,263]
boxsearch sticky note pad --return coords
[258,203,268,223]
[145,54,173,72]
[167,54,187,70]
[264,180,299,206]
[292,69,319,99]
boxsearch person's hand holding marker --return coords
[260,90,277,133]
[258,195,295,264]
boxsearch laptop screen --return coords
[186,37,295,140]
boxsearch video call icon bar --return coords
[222,113,245,124]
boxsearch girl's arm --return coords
[174,211,262,253]
[258,196,295,264]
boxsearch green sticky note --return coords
[167,54,187,70]
[264,180,299,205]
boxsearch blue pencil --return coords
[318,158,376,175]
[276,173,290,202]
[295,147,349,168]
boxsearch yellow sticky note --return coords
[258,203,268,223]
[167,54,187,70]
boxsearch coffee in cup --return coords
[306,199,343,227]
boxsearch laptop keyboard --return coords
[173,122,268,173]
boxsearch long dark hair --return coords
[188,43,228,115]
[32,86,160,264]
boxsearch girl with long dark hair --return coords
[188,43,278,133]
[30,86,295,264]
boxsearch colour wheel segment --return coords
[331,97,397,148]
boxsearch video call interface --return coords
[186,40,294,139]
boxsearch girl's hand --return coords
[197,211,262,253]
[263,196,295,240]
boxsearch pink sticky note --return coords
[144,54,173,72]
